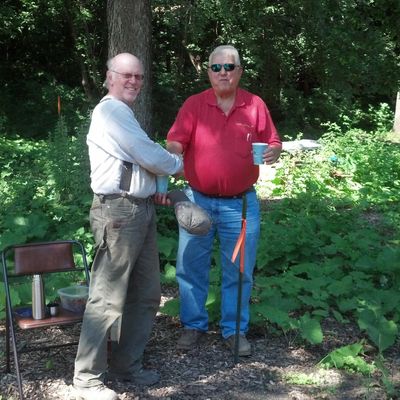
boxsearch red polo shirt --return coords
[167,88,281,196]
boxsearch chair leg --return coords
[6,303,24,400]
[5,302,10,372]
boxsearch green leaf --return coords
[326,275,354,296]
[205,285,221,323]
[160,263,177,284]
[209,266,221,284]
[45,359,54,370]
[332,309,349,323]
[376,247,400,273]
[157,235,177,258]
[357,308,398,353]
[298,313,323,344]
[10,286,23,307]
[298,295,328,309]
[252,304,293,330]
[159,298,179,317]
[313,309,329,317]
[319,342,375,375]
[337,297,359,313]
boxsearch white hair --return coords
[208,45,241,66]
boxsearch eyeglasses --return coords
[110,69,144,81]
[208,63,239,73]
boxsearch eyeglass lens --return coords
[111,70,144,81]
[210,63,236,72]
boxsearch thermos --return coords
[32,274,46,319]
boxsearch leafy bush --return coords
[1,113,399,360]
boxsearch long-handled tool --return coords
[231,194,247,364]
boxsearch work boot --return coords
[177,329,204,350]
[224,334,252,356]
[108,368,160,386]
[74,384,118,400]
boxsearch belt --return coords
[95,193,151,204]
[194,187,254,199]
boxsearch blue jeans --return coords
[176,187,260,338]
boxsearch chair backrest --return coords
[12,241,76,276]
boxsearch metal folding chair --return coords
[1,240,90,400]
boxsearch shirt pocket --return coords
[233,126,259,158]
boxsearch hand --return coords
[154,192,171,206]
[263,146,281,165]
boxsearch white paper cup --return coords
[47,302,59,317]
[252,142,268,165]
[156,175,169,193]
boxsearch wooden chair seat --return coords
[14,306,83,329]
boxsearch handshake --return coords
[166,190,212,236]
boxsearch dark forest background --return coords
[1,0,399,140]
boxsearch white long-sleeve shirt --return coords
[87,96,183,198]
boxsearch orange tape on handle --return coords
[231,219,247,273]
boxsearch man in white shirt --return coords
[73,53,183,400]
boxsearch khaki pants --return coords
[74,194,161,388]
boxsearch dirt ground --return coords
[1,290,399,400]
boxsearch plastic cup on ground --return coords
[252,142,268,165]
[156,175,169,193]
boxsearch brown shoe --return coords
[224,334,252,356]
[74,384,118,400]
[108,368,160,386]
[177,329,204,350]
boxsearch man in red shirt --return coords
[167,45,281,356]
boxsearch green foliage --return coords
[45,358,54,370]
[0,117,94,314]
[375,354,398,397]
[0,119,93,252]
[160,263,177,285]
[284,372,320,385]
[0,0,103,137]
[157,234,178,261]
[49,117,92,208]
[319,342,376,375]
[152,0,400,137]
[1,108,400,396]
[159,297,180,317]
[249,126,400,351]
[3,1,399,138]
[298,313,323,345]
[357,308,398,354]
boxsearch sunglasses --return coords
[110,69,144,81]
[209,63,239,72]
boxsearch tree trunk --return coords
[107,0,153,136]
[394,91,400,134]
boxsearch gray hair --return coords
[106,56,115,71]
[208,45,241,66]
[103,57,115,89]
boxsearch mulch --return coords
[1,293,399,400]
